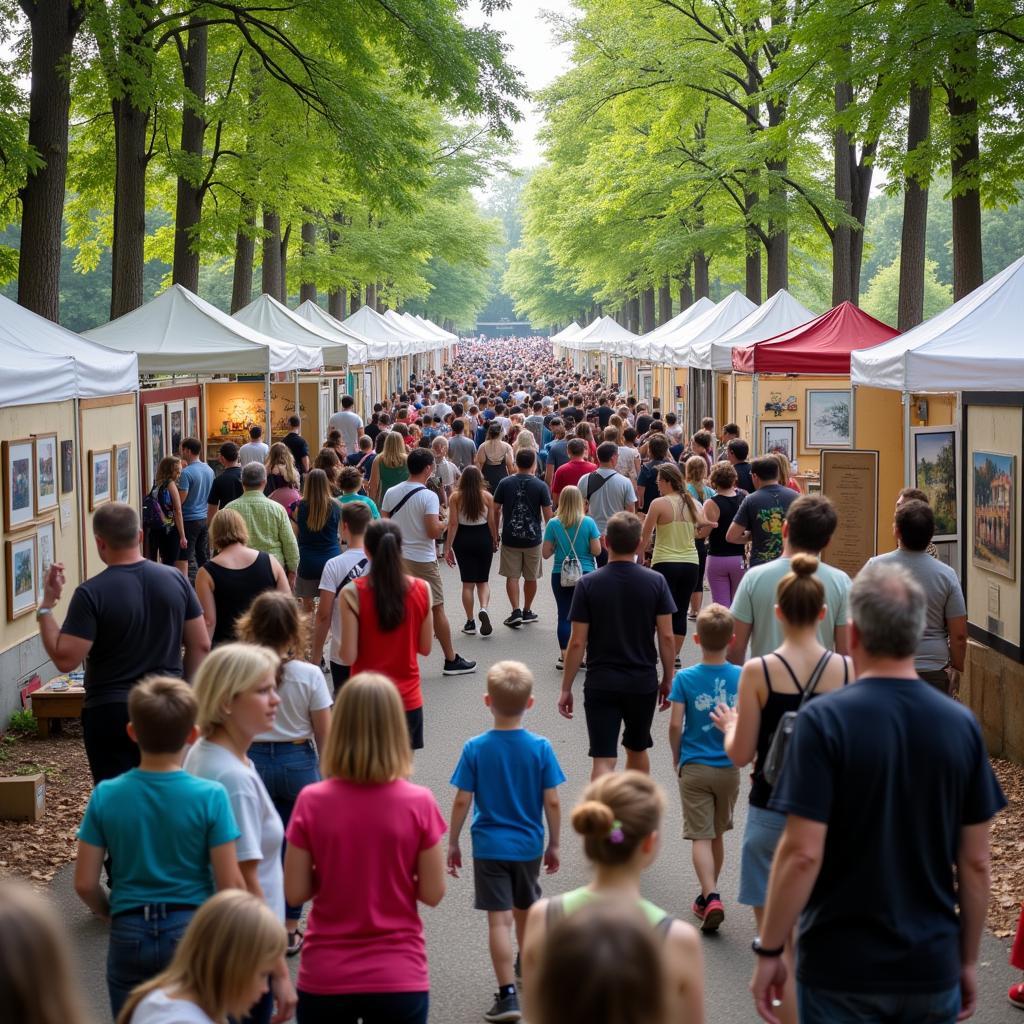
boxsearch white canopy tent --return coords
[562,315,638,352]
[413,313,458,342]
[550,322,581,343]
[851,254,1024,392]
[297,302,417,361]
[84,284,323,374]
[647,291,757,366]
[383,310,444,353]
[0,294,138,401]
[634,297,716,349]
[695,290,816,371]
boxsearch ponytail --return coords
[364,520,409,631]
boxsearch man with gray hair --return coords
[227,462,299,585]
[750,562,1005,1024]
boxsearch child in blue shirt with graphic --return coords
[74,676,241,1019]
[448,660,565,1024]
[668,603,741,933]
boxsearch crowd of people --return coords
[3,335,1020,1024]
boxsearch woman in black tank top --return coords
[702,462,748,605]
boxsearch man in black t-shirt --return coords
[727,456,797,565]
[282,414,310,478]
[206,442,244,518]
[559,512,676,779]
[37,503,209,785]
[749,563,1005,1024]
[726,438,754,492]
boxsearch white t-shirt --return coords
[253,659,331,743]
[238,440,269,466]
[329,410,363,453]
[318,547,370,664]
[494,415,512,437]
[432,402,453,420]
[617,446,639,480]
[184,739,285,921]
[381,480,440,563]
[433,458,459,490]
[129,989,215,1024]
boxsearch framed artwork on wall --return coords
[89,448,113,511]
[972,451,1015,580]
[912,426,958,542]
[33,433,58,515]
[60,439,74,494]
[146,405,166,491]
[186,397,200,442]
[761,421,798,461]
[6,534,37,621]
[806,390,853,447]
[115,443,131,504]
[35,519,55,602]
[166,400,185,456]
[3,438,36,532]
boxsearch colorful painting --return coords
[166,401,185,456]
[89,449,112,511]
[807,390,852,447]
[60,439,74,494]
[913,428,958,542]
[33,433,58,514]
[35,520,54,603]
[763,392,798,418]
[186,397,200,442]
[762,421,797,461]
[147,405,166,491]
[115,443,131,504]
[7,535,37,620]
[973,451,1015,580]
[3,439,36,531]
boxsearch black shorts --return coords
[473,857,542,912]
[583,687,658,759]
[148,525,182,565]
[406,707,424,751]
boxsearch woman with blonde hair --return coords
[684,456,716,621]
[195,508,289,646]
[147,455,188,574]
[444,464,496,636]
[284,672,446,1024]
[264,443,301,516]
[184,644,296,1024]
[367,430,409,506]
[542,485,601,669]
[295,468,342,612]
[0,881,88,1024]
[119,890,287,1024]
[521,772,703,1024]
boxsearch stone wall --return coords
[961,640,1024,764]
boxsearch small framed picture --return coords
[35,519,55,603]
[60,439,74,494]
[33,433,58,515]
[806,390,853,447]
[7,534,37,621]
[3,438,37,532]
[89,449,113,511]
[166,400,185,456]
[186,397,200,442]
[761,421,798,461]
[147,404,166,491]
[115,442,131,504]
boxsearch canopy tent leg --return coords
[294,371,300,433]
[752,374,760,456]
[264,375,272,442]
[902,390,911,487]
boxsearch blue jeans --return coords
[798,983,961,1024]
[107,905,195,1019]
[248,740,320,921]
[551,574,576,651]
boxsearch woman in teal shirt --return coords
[542,485,602,668]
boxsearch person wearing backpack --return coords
[541,486,601,670]
[491,449,553,629]
[576,442,636,567]
[144,455,188,575]
[709,553,851,1024]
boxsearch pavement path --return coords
[48,560,1019,1023]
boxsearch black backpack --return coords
[142,486,170,530]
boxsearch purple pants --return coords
[707,555,745,607]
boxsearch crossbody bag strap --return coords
[386,484,427,518]
[799,651,833,708]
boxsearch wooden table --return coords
[31,683,85,738]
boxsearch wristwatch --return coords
[36,606,54,619]
[751,936,785,958]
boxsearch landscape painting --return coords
[89,449,112,511]
[973,451,1015,579]
[807,390,852,447]
[4,438,36,531]
[7,535,37,620]
[34,433,58,514]
[913,428,958,541]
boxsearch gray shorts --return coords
[473,857,542,912]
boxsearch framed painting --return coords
[186,397,200,442]
[166,400,185,456]
[761,421,798,461]
[3,438,36,532]
[89,448,113,511]
[912,427,958,542]
[115,442,131,504]
[972,450,1015,580]
[60,439,74,494]
[146,405,166,491]
[806,390,853,447]
[33,433,58,515]
[6,534,37,621]
[35,519,54,603]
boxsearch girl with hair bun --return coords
[710,552,852,1024]
[521,771,704,1024]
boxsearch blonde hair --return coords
[235,591,309,661]
[487,660,533,716]
[571,771,664,867]
[322,672,412,783]
[684,455,708,486]
[301,468,334,533]
[695,603,734,652]
[265,443,299,488]
[194,643,280,734]
[116,891,286,1024]
[772,451,792,486]
[380,431,408,469]
[0,882,87,1024]
[209,507,248,550]
[515,430,537,451]
[555,485,585,531]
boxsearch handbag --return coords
[558,519,585,587]
[761,650,831,788]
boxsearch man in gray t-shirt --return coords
[447,420,477,470]
[579,442,637,566]
[865,500,966,692]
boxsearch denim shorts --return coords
[738,804,787,907]
[798,983,961,1024]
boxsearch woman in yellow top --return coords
[638,463,711,660]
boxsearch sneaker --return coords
[443,654,477,676]
[691,893,707,920]
[286,927,304,957]
[484,989,522,1022]
[504,608,523,628]
[701,893,725,932]
[674,657,682,669]
[479,608,493,636]
[556,654,564,669]
[1010,982,1024,1010]
[521,609,539,625]
[462,618,477,635]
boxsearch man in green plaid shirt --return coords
[227,463,299,585]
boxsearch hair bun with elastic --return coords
[571,800,615,838]
[789,552,819,578]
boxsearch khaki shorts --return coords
[403,557,445,607]
[678,763,740,840]
[499,544,543,581]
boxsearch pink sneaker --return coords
[701,894,724,932]
[1010,982,1024,1010]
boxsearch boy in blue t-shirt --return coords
[668,603,741,934]
[448,660,565,1023]
[75,677,240,1019]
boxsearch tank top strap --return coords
[767,652,805,692]
[760,655,773,693]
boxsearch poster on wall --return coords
[761,421,798,461]
[35,519,54,602]
[115,443,131,504]
[60,439,74,494]
[89,449,112,511]
[147,405,166,491]
[912,427,958,542]
[166,401,185,455]
[807,390,853,447]
[820,449,879,577]
[3,438,36,532]
[6,534,37,620]
[186,397,200,442]
[33,433,58,515]
[972,451,1015,580]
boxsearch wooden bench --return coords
[31,681,85,738]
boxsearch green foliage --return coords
[861,257,952,327]
[6,709,36,736]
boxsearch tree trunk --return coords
[678,265,693,311]
[693,253,710,300]
[898,83,932,331]
[17,1,86,321]
[375,282,384,313]
[365,282,377,309]
[745,188,762,303]
[299,220,317,304]
[110,95,150,318]
[832,80,854,306]
[658,277,672,324]
[765,98,789,295]
[230,200,255,312]
[171,20,207,292]
[351,288,361,313]
[262,210,282,301]
[328,288,346,319]
[279,222,291,302]
[641,287,656,333]
[628,296,641,333]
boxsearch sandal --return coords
[287,927,305,957]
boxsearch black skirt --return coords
[452,522,494,583]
